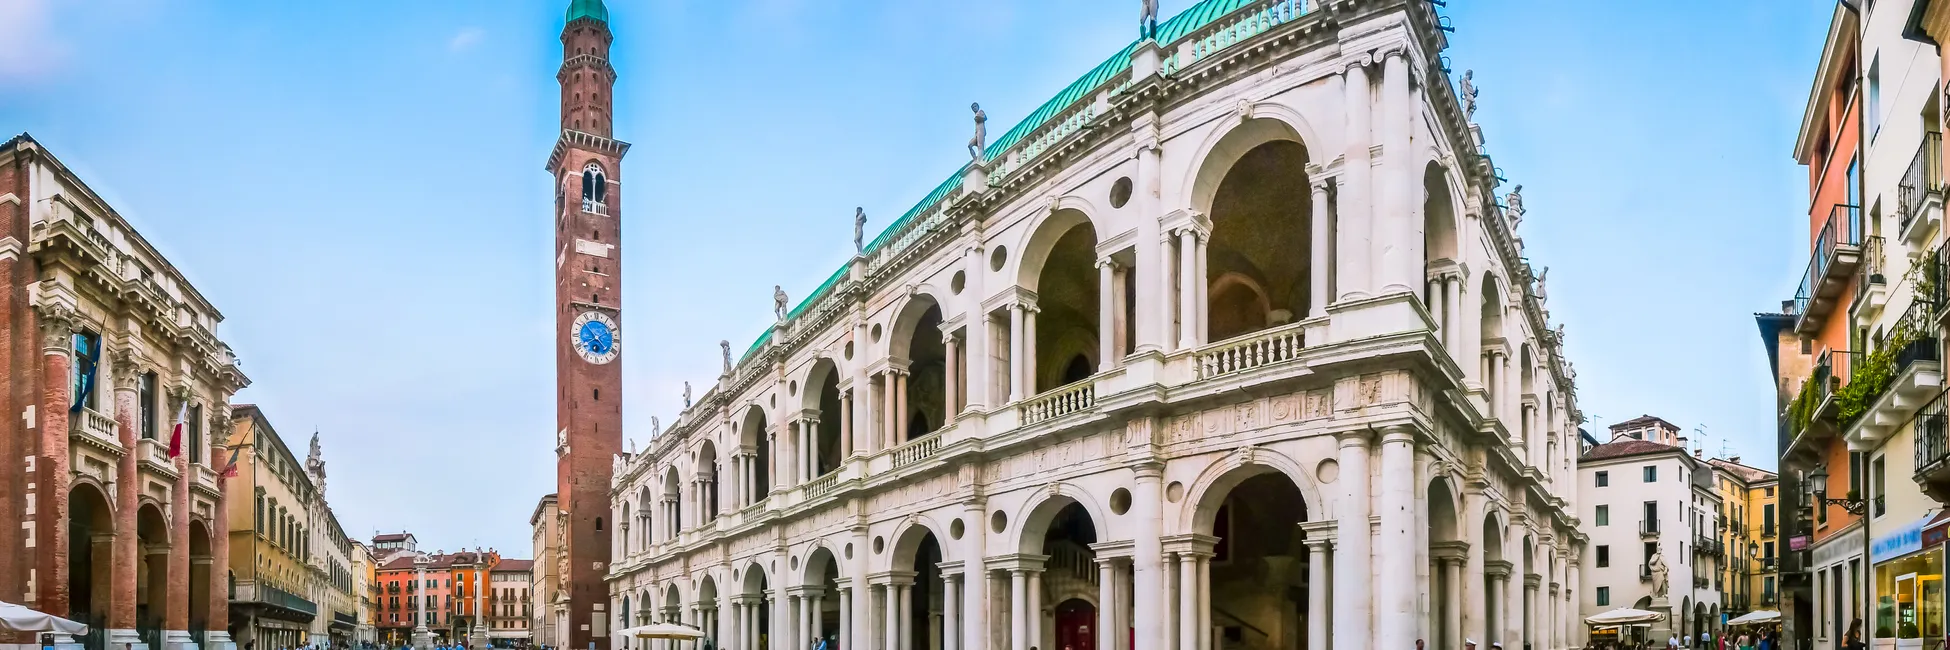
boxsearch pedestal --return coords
[108,628,149,650]
[413,627,434,650]
[469,629,489,649]
[163,630,198,650]
[204,631,238,650]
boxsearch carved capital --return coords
[39,306,76,352]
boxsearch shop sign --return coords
[1872,514,1934,562]
[1789,535,1811,551]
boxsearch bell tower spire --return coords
[547,3,626,650]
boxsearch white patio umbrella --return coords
[1585,607,1665,626]
[0,601,88,635]
[1726,610,1782,626]
[621,623,705,640]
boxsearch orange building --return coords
[371,540,502,646]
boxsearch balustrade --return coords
[1019,377,1097,426]
[1194,321,1306,380]
[889,433,942,469]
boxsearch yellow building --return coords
[1710,457,1780,620]
[223,405,322,649]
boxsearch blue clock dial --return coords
[579,320,613,355]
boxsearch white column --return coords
[1133,116,1167,352]
[1111,264,1130,357]
[897,583,913,650]
[840,587,853,650]
[1178,555,1197,650]
[961,247,992,410]
[885,584,902,650]
[1022,307,1039,395]
[1009,306,1027,402]
[944,576,961,650]
[1337,58,1372,301]
[1375,47,1413,295]
[1194,232,1209,345]
[1099,259,1119,370]
[1500,353,1517,433]
[1310,179,1332,319]
[962,501,989,650]
[896,370,910,443]
[1133,465,1166,650]
[1334,432,1372,650]
[1443,559,1463,650]
[1377,426,1416,650]
[1444,276,1461,353]
[1011,571,1029,650]
[813,594,826,644]
[1177,228,1200,350]
[1306,540,1330,650]
[1097,561,1117,650]
[945,334,962,416]
[882,372,897,450]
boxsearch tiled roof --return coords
[1708,459,1778,484]
[373,533,411,543]
[1581,439,1685,462]
[1608,414,1678,432]
[495,559,535,572]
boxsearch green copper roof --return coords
[567,0,608,24]
[740,0,1291,364]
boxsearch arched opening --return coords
[806,359,844,476]
[1424,163,1461,344]
[1480,275,1506,412]
[1206,139,1312,342]
[663,469,683,534]
[189,519,213,641]
[698,576,721,646]
[636,486,654,548]
[1428,478,1463,650]
[742,563,772,650]
[1482,514,1506,648]
[1036,503,1100,650]
[1519,344,1536,456]
[889,524,947,650]
[137,503,171,643]
[698,441,720,523]
[67,483,114,625]
[803,547,841,646]
[664,584,683,628]
[890,299,947,442]
[1192,467,1312,650]
[619,501,633,556]
[740,407,772,504]
[1030,218,1100,393]
[1521,539,1535,650]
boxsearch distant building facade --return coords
[1577,419,1724,644]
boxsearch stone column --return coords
[839,586,853,650]
[1337,57,1372,301]
[808,417,822,479]
[1305,539,1331,650]
[1523,577,1538,650]
[787,595,802,650]
[1484,565,1508,647]
[882,372,898,449]
[1098,259,1118,370]
[1133,116,1166,353]
[1501,354,1517,433]
[209,457,235,650]
[1111,263,1130,358]
[1177,227,1200,350]
[895,370,910,444]
[1177,554,1198,650]
[1009,305,1027,402]
[944,333,962,416]
[1334,431,1372,650]
[1376,426,1416,650]
[1442,276,1460,352]
[111,361,142,647]
[1309,179,1333,319]
[473,569,489,648]
[166,398,193,650]
[812,593,826,644]
[1133,464,1166,650]
[1441,558,1463,650]
[962,500,988,650]
[1022,307,1039,395]
[1193,231,1209,345]
[1009,571,1028,650]
[1376,47,1413,295]
[413,557,433,649]
[766,430,779,495]
[961,245,992,411]
[943,575,961,650]
[1095,560,1116,650]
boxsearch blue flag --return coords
[70,333,96,413]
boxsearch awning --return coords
[0,601,88,635]
[1585,608,1664,626]
[1727,610,1782,626]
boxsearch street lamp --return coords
[1805,465,1868,515]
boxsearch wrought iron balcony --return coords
[1843,299,1942,448]
[1794,204,1864,334]
[1900,131,1944,245]
[1914,391,1950,502]
[1859,236,1889,313]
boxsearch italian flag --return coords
[167,401,187,458]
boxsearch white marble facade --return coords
[604,1,1584,650]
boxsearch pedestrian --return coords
[1467,638,1478,650]
[1843,619,1865,650]
[1668,635,1681,650]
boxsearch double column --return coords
[1097,257,1129,370]
[788,587,826,650]
[794,415,822,484]
[1007,302,1038,401]
[1427,271,1463,352]
[1170,225,1208,351]
[880,367,910,449]
[874,573,917,650]
[1298,521,1338,650]
[1003,561,1045,650]
[1167,541,1214,650]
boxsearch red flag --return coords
[167,401,188,458]
[220,448,240,478]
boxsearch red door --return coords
[1054,599,1095,650]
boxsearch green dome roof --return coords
[566,0,608,23]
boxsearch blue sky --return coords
[0,0,1830,554]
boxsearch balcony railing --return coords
[1859,235,1887,298]
[803,473,839,500]
[70,406,118,449]
[1193,320,1306,380]
[581,200,607,216]
[1900,131,1944,234]
[1019,377,1096,426]
[889,433,941,469]
[1794,204,1864,334]
[1913,391,1950,501]
[1836,298,1940,425]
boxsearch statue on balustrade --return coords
[968,103,988,163]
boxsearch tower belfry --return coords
[547,1,626,649]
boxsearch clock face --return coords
[570,311,619,365]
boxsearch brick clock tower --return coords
[547,1,625,649]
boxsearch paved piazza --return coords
[585,0,1584,649]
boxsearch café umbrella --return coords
[622,623,706,640]
[0,601,89,635]
[1726,610,1782,626]
[1585,607,1665,627]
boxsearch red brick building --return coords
[0,134,249,650]
[547,2,625,649]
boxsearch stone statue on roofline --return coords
[1505,184,1525,229]
[683,381,692,409]
[774,285,789,321]
[854,207,868,253]
[1460,69,1478,119]
[651,416,661,437]
[1534,266,1549,304]
[967,103,988,163]
[1141,0,1159,39]
[720,340,732,375]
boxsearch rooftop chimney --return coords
[1729,455,1741,465]
[1782,300,1795,314]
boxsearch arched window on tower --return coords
[581,165,607,214]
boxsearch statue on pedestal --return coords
[1141,0,1159,39]
[720,339,733,375]
[1648,546,1669,598]
[652,416,661,437]
[683,381,692,409]
[1505,184,1526,229]
[1460,69,1478,119]
[967,103,988,163]
[1534,266,1549,304]
[774,285,789,321]
[854,207,868,253]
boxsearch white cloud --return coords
[448,27,485,53]
[0,0,67,84]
